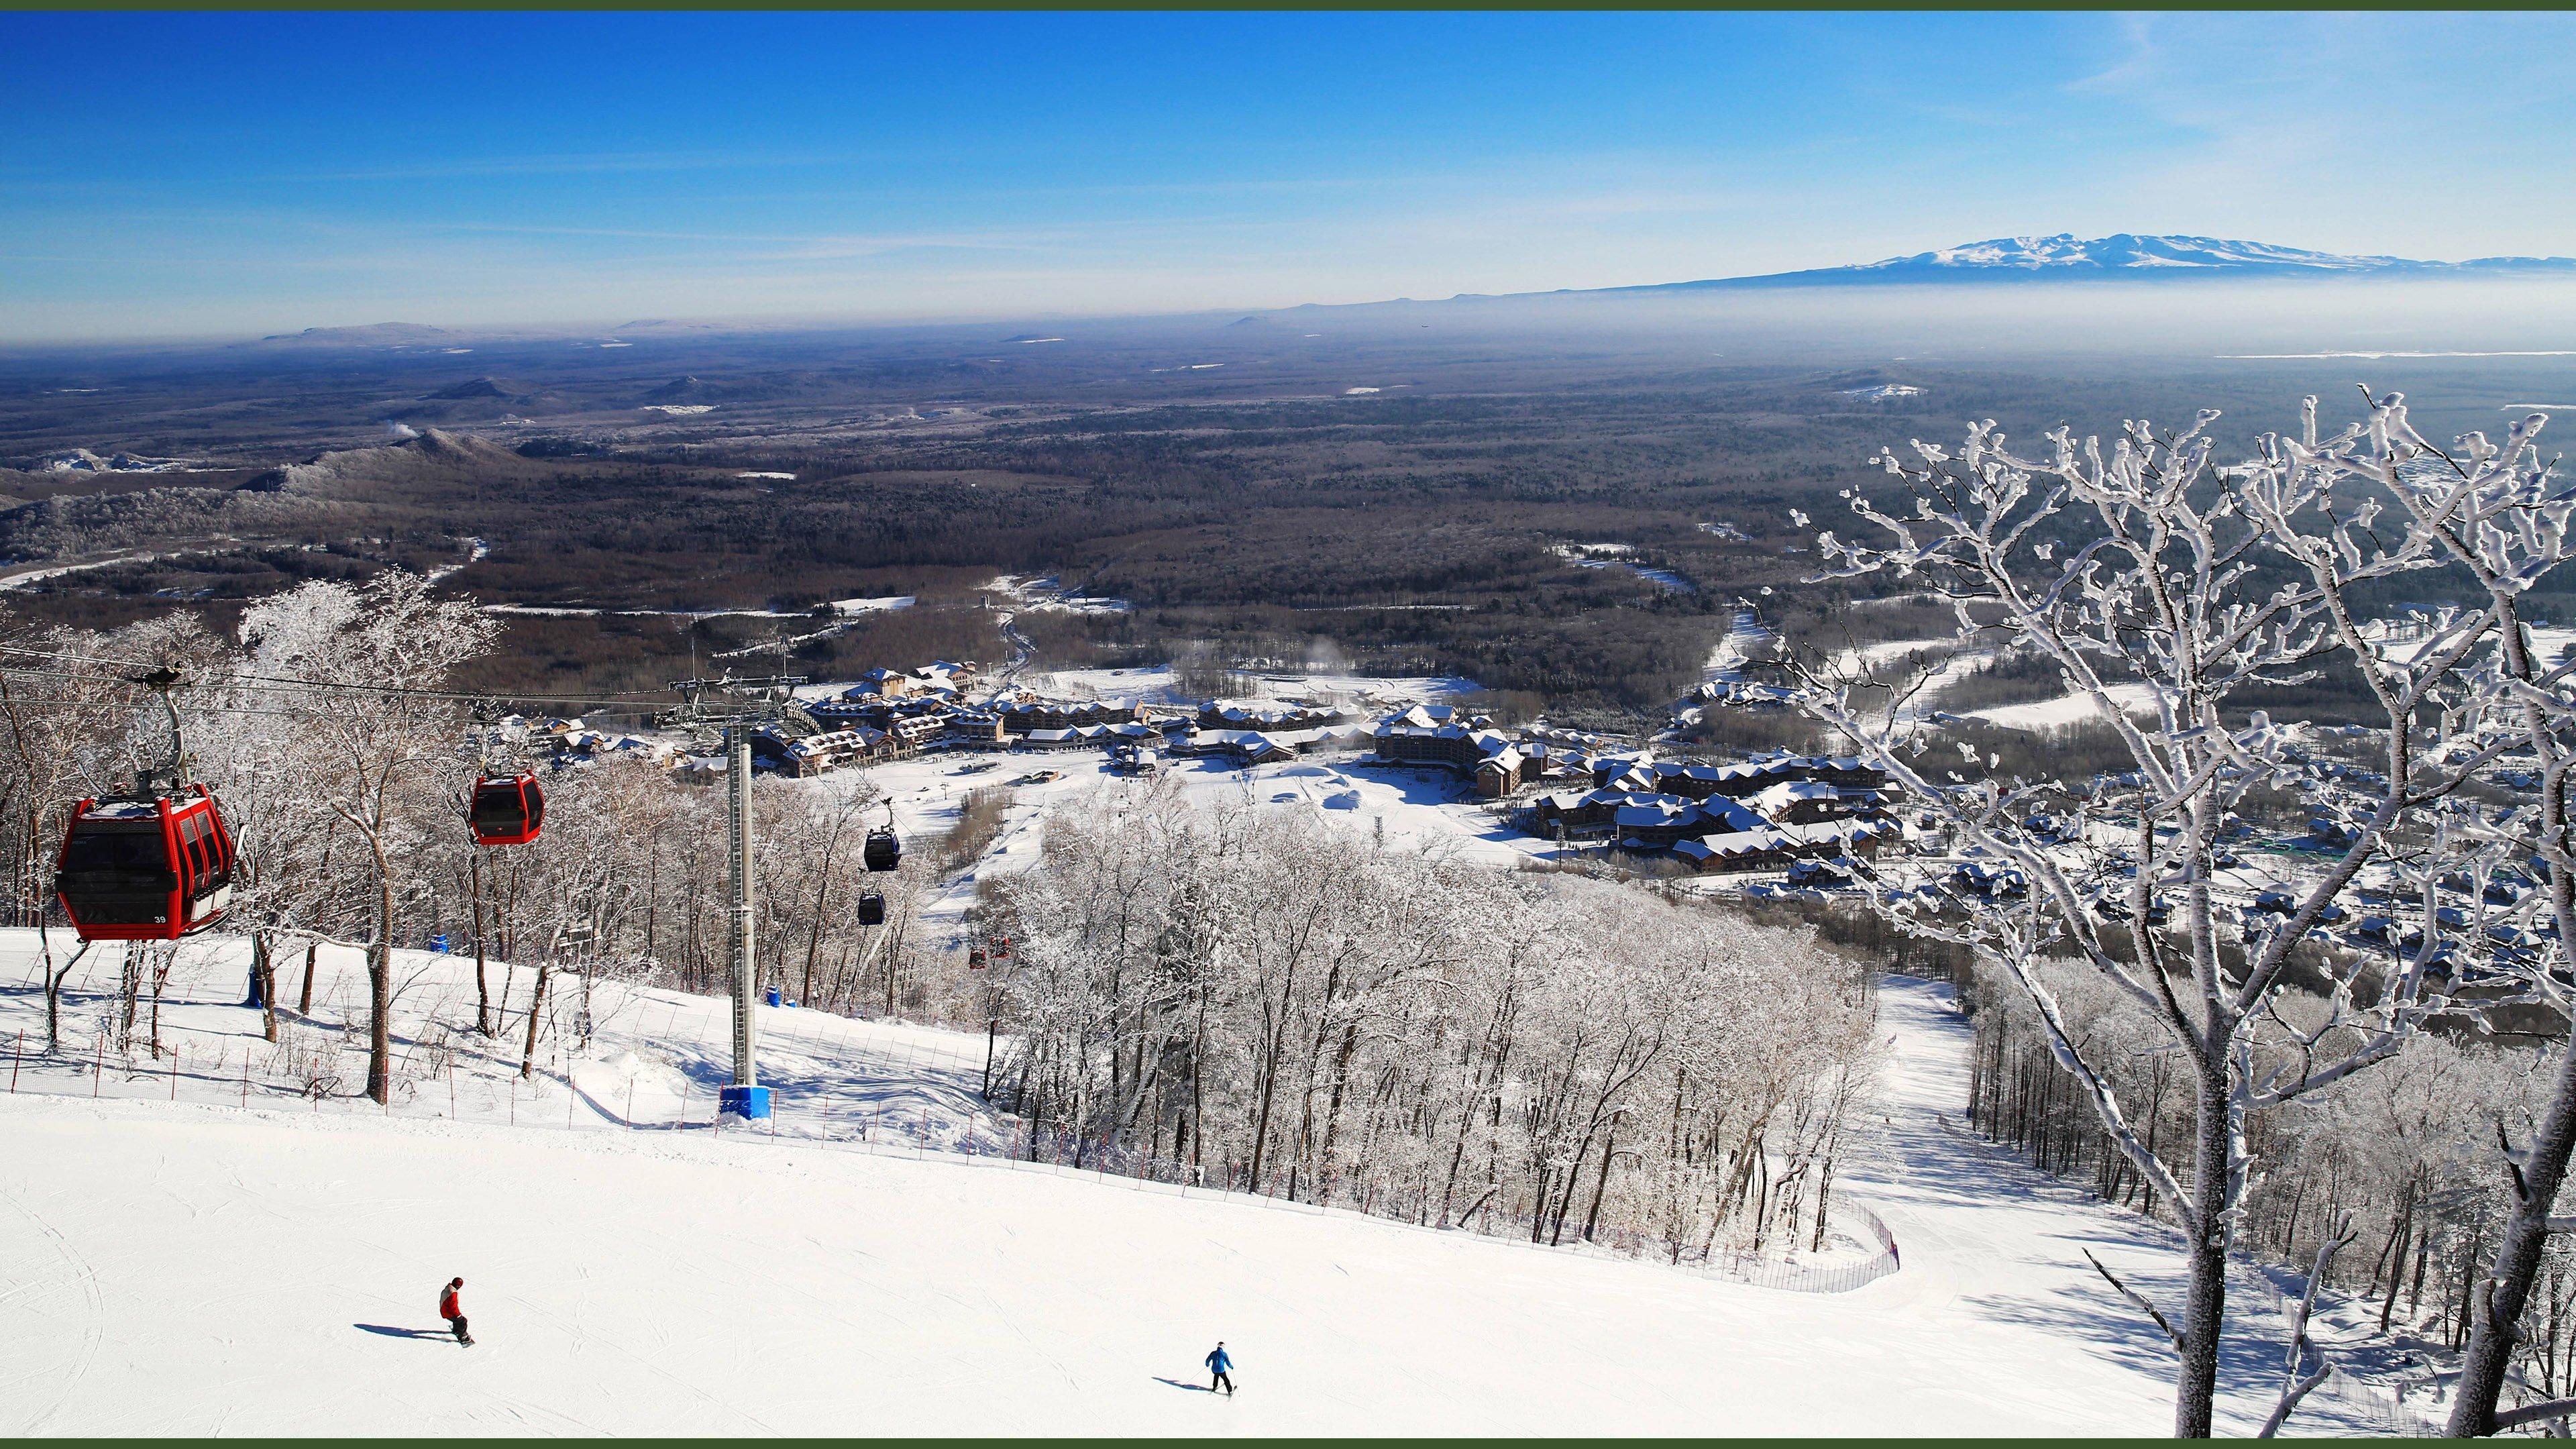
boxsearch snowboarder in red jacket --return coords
[440,1277,473,1346]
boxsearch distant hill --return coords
[427,376,530,400]
[247,427,529,493]
[1589,233,2576,294]
[248,322,458,347]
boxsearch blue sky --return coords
[5,11,2571,341]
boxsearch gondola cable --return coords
[51,667,238,943]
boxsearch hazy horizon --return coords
[7,11,2575,343]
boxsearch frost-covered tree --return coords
[1786,394,2571,1436]
[983,784,1882,1258]
[237,572,496,1104]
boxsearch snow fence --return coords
[2231,1264,2449,1436]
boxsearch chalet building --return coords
[1530,788,1637,837]
[1746,778,1885,824]
[1197,701,1354,732]
[1532,790,1768,842]
[890,714,948,750]
[994,698,1140,735]
[1020,725,1123,752]
[809,690,953,728]
[1177,727,1297,766]
[552,731,674,769]
[749,726,895,777]
[851,667,917,699]
[1670,817,1898,874]
[1372,705,1515,776]
[1474,745,1531,798]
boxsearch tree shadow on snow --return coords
[354,1324,453,1342]
[1153,1378,1214,1393]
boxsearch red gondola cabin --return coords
[469,773,545,847]
[54,786,237,942]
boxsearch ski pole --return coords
[93,1032,103,1096]
[8,1028,18,1093]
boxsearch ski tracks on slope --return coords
[0,1173,106,1434]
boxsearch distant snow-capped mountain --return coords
[1607,234,2576,292]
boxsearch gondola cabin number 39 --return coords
[54,786,237,942]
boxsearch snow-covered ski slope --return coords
[1,935,2373,1435]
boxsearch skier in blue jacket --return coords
[1205,1342,1235,1396]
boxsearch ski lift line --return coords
[0,653,667,714]
[0,683,346,722]
[0,644,672,706]
[0,666,537,720]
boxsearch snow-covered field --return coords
[0,953,2379,1436]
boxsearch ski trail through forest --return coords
[0,969,2377,1434]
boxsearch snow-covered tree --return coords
[237,572,496,1104]
[1785,394,2573,1436]
[982,784,1882,1258]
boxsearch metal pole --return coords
[728,723,757,1090]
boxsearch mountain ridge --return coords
[1580,233,2576,296]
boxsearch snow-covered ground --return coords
[0,932,998,1146]
[1703,607,1775,682]
[423,537,490,585]
[1968,681,2159,732]
[1010,663,1477,711]
[985,574,1131,615]
[0,957,2379,1435]
[1554,542,1695,592]
[837,748,1551,942]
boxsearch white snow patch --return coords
[1968,682,2160,731]
[984,574,1131,616]
[1554,543,1693,592]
